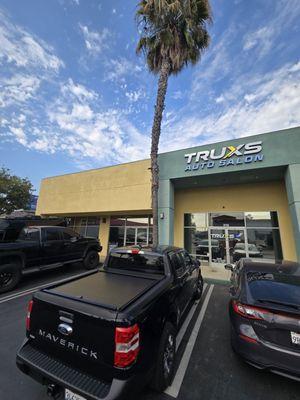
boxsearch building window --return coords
[184,211,282,264]
[209,212,245,227]
[109,216,152,250]
[69,216,100,238]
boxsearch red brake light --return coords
[26,300,34,331]
[114,324,140,368]
[232,301,271,321]
[130,249,140,255]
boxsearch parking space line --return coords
[176,283,208,351]
[165,284,214,398]
[0,269,98,304]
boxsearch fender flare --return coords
[83,245,101,259]
[0,251,25,269]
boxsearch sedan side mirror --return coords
[224,263,234,271]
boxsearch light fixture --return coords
[160,212,164,219]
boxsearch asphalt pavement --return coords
[0,268,299,400]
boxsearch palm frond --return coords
[136,0,212,74]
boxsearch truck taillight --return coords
[114,324,140,368]
[26,300,34,331]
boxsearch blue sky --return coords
[0,0,299,192]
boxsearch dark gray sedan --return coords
[226,258,300,381]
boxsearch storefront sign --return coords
[184,141,264,172]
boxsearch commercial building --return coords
[36,127,300,280]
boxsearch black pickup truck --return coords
[0,219,102,293]
[16,246,203,400]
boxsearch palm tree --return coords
[136,0,212,247]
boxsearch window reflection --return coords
[184,213,207,228]
[184,212,282,264]
[247,228,282,261]
[245,211,279,228]
[109,216,152,249]
[209,212,244,227]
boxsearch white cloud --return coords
[4,77,150,164]
[79,24,110,55]
[172,90,184,100]
[125,89,145,103]
[0,10,64,72]
[243,26,274,56]
[243,0,300,58]
[9,126,27,146]
[215,95,225,104]
[61,79,98,102]
[0,74,40,107]
[104,58,143,82]
[160,62,300,151]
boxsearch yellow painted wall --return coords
[98,216,110,261]
[174,181,297,261]
[36,159,151,216]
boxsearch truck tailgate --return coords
[27,271,161,381]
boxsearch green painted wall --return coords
[158,127,300,259]
[285,164,300,261]
[159,127,300,180]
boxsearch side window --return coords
[170,252,185,277]
[18,228,40,241]
[44,228,61,242]
[181,251,193,268]
[63,228,79,240]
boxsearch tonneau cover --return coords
[46,270,160,311]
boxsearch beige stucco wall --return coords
[36,159,151,216]
[174,181,297,261]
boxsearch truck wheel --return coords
[151,322,176,392]
[83,250,99,270]
[194,275,204,300]
[0,263,21,294]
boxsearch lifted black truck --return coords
[16,246,203,400]
[0,219,102,293]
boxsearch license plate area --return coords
[65,388,86,400]
[291,331,300,345]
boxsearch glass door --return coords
[125,227,136,246]
[209,227,247,266]
[209,228,227,265]
[227,229,246,264]
[125,227,149,246]
[136,227,148,245]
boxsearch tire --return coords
[83,250,99,270]
[194,274,204,300]
[151,322,176,392]
[0,262,22,294]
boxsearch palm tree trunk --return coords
[151,58,171,248]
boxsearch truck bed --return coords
[45,270,161,311]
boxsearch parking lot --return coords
[0,268,299,400]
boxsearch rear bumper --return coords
[16,341,144,400]
[231,328,300,381]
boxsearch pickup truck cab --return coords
[0,220,102,293]
[16,246,203,400]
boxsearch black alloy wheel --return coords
[0,271,13,287]
[163,333,176,381]
[151,322,176,392]
[83,250,99,270]
[194,275,204,299]
[0,264,21,294]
